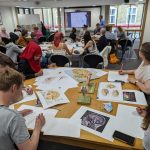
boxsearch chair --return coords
[47,33,55,42]
[38,36,47,43]
[83,54,103,68]
[118,39,132,62]
[0,46,6,54]
[50,54,71,67]
[9,32,19,43]
[1,37,10,44]
[100,46,111,68]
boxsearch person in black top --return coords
[69,27,76,42]
[94,23,101,35]
[97,28,109,52]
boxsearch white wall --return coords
[143,0,150,43]
[64,7,101,30]
[0,7,17,33]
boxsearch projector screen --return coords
[65,11,91,28]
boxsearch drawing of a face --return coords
[82,113,106,130]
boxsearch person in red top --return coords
[18,40,43,79]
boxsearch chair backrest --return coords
[83,54,103,68]
[118,39,132,49]
[38,36,47,43]
[100,46,111,68]
[0,46,6,54]
[1,37,10,45]
[50,54,70,67]
[9,32,19,43]
[47,33,55,42]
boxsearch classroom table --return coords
[15,71,144,150]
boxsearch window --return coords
[24,8,30,14]
[127,6,137,24]
[109,7,117,24]
[19,8,24,14]
[33,9,43,21]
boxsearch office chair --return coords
[83,54,103,68]
[50,54,71,67]
[47,33,55,42]
[38,36,47,43]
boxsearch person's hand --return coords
[24,85,33,95]
[128,78,137,84]
[136,107,146,117]
[35,70,43,77]
[118,70,126,75]
[35,113,45,130]
[20,109,33,117]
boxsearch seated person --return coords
[0,68,45,150]
[18,37,43,79]
[16,30,28,47]
[52,32,73,55]
[119,42,150,95]
[4,38,22,64]
[83,31,98,55]
[79,24,88,38]
[94,23,101,35]
[105,25,116,40]
[33,26,43,41]
[117,26,126,40]
[0,52,33,95]
[69,27,76,42]
[97,28,109,52]
[0,27,10,41]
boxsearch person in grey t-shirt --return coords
[137,104,150,150]
[0,67,45,150]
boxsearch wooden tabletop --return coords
[15,72,144,150]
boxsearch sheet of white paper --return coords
[43,117,80,138]
[97,82,123,102]
[70,106,116,141]
[115,104,144,139]
[122,90,147,105]
[86,68,108,78]
[108,71,128,82]
[18,105,58,129]
[37,89,70,109]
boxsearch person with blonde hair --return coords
[0,68,45,150]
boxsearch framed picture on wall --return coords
[0,12,3,25]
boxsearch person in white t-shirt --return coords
[119,42,150,95]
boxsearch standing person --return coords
[69,27,77,42]
[0,68,45,150]
[18,39,43,79]
[83,31,98,54]
[99,15,105,28]
[94,23,101,35]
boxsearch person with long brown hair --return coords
[136,104,150,149]
[119,42,150,95]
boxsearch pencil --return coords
[120,63,124,70]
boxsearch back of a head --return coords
[106,25,112,31]
[0,53,16,69]
[72,27,76,33]
[0,67,23,92]
[22,30,28,37]
[100,28,106,35]
[83,31,91,45]
[118,26,123,32]
[34,27,39,31]
[141,42,150,62]
[1,27,6,32]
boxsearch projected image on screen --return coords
[71,12,87,27]
[65,11,91,28]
